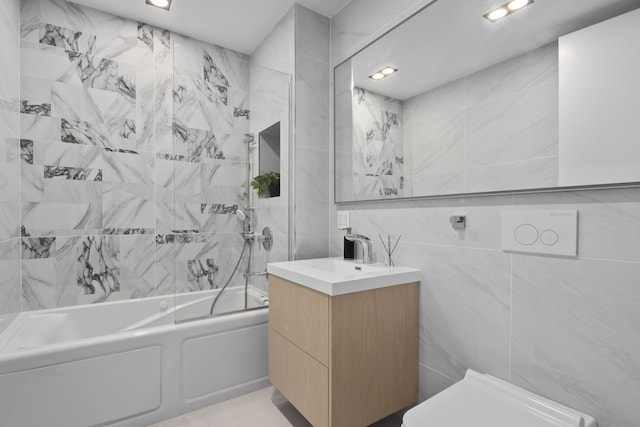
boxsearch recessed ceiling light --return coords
[369,67,398,80]
[508,0,530,11]
[487,8,508,21]
[484,0,533,22]
[146,0,171,10]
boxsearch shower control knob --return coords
[159,300,169,311]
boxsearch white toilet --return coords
[402,370,597,426]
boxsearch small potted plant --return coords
[251,171,280,198]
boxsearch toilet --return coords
[402,370,597,426]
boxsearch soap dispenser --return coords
[343,227,355,259]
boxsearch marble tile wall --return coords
[0,0,21,321]
[405,42,558,195]
[352,87,404,199]
[331,1,640,425]
[13,0,253,311]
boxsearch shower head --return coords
[236,209,247,222]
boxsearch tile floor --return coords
[149,386,403,427]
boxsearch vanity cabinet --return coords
[268,274,419,427]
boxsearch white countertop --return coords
[267,257,421,296]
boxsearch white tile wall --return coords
[294,5,331,260]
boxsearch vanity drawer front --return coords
[269,329,329,427]
[268,275,329,365]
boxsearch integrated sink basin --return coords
[267,257,421,296]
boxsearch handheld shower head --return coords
[236,209,247,222]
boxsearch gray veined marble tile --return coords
[251,7,294,75]
[0,38,20,108]
[295,5,330,64]
[5,137,20,163]
[465,156,558,193]
[0,160,19,203]
[20,164,44,203]
[20,0,41,42]
[295,146,330,233]
[399,243,511,381]
[174,74,229,106]
[20,109,59,139]
[22,236,56,259]
[411,170,465,197]
[404,77,465,123]
[0,0,20,40]
[202,44,250,91]
[22,254,77,310]
[230,88,250,120]
[39,22,96,54]
[102,182,155,231]
[0,202,20,240]
[33,139,103,169]
[44,165,102,181]
[37,0,138,65]
[76,235,120,304]
[52,81,137,150]
[42,179,102,205]
[136,69,155,152]
[0,240,20,315]
[66,51,136,104]
[22,200,103,237]
[154,71,173,154]
[465,81,558,168]
[119,234,155,298]
[21,40,82,84]
[464,42,558,106]
[410,110,464,176]
[60,117,114,148]
[295,54,329,150]
[157,232,247,295]
[154,27,172,72]
[511,254,640,427]
[174,98,234,136]
[20,76,52,109]
[351,87,404,199]
[101,149,153,184]
[173,38,205,80]
[173,120,241,160]
[419,365,457,402]
[137,23,154,69]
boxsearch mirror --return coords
[335,0,640,203]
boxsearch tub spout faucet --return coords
[345,233,373,264]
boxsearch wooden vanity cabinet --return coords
[268,275,419,427]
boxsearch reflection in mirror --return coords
[335,0,640,203]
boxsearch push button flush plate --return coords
[501,210,578,256]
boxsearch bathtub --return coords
[0,286,270,427]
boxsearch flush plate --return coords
[501,210,578,257]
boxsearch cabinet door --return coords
[269,275,329,365]
[269,329,329,427]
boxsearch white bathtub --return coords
[0,287,270,427]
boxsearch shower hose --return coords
[209,238,252,315]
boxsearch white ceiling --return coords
[72,0,351,54]
[350,0,640,100]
